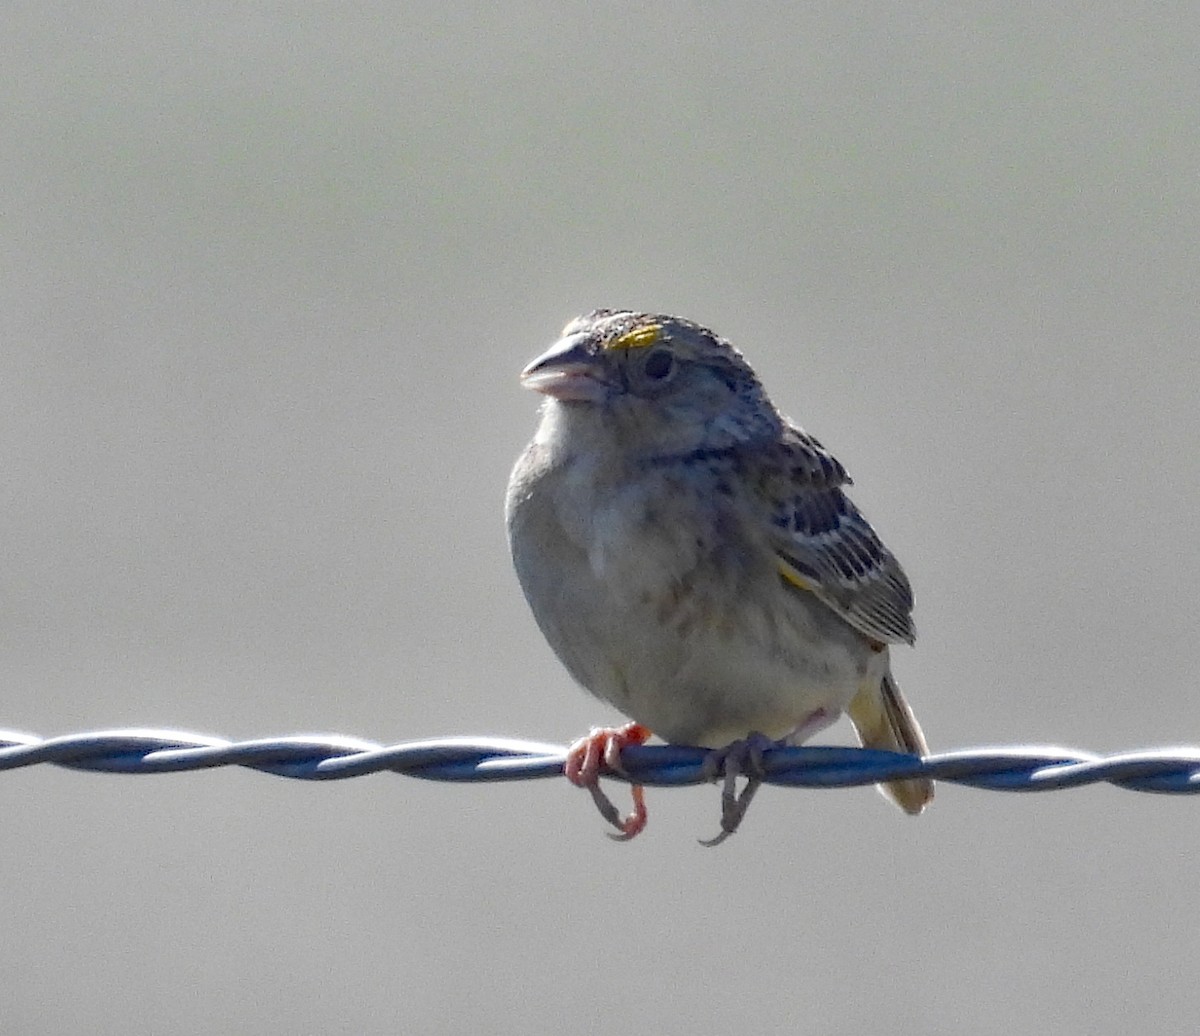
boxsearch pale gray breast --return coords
[507,425,879,742]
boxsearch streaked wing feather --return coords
[760,426,915,645]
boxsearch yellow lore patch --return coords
[607,324,662,351]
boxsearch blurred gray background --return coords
[3,3,1199,1033]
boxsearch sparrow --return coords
[506,310,932,842]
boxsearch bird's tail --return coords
[847,670,933,815]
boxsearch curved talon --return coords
[604,785,647,841]
[699,777,762,846]
[699,732,776,846]
[564,723,651,840]
[584,780,625,830]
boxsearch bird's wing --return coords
[753,425,915,645]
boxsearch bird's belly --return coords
[561,579,875,749]
[616,620,863,747]
[509,457,878,749]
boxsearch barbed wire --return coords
[3,728,1200,793]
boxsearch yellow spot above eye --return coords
[607,324,662,351]
[777,560,816,593]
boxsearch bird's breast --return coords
[508,431,874,746]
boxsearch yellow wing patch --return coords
[777,558,817,593]
[606,324,662,351]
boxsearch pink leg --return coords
[564,723,651,841]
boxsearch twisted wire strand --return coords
[3,728,1200,793]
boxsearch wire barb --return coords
[4,728,1200,794]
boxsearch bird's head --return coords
[520,310,781,454]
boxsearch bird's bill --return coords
[520,332,610,402]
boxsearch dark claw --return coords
[699,776,763,846]
[594,782,647,841]
[586,780,626,833]
[699,732,775,846]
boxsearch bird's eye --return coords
[643,349,674,381]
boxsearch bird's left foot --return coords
[699,732,779,847]
[564,723,652,841]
